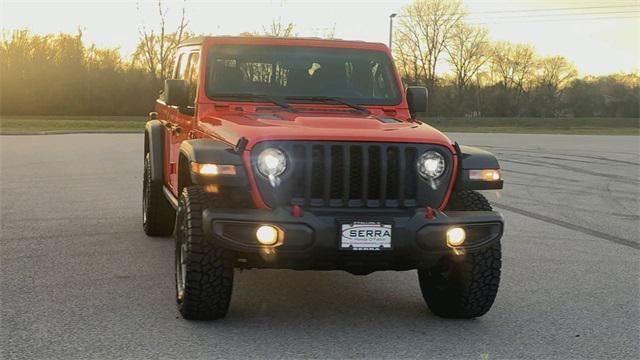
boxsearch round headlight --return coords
[417,151,446,179]
[257,148,287,177]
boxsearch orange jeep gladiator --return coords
[143,36,504,320]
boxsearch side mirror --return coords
[164,79,188,108]
[406,86,428,118]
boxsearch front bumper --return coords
[202,207,503,273]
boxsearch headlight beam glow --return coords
[256,225,279,245]
[257,148,287,178]
[446,227,466,247]
[417,151,446,179]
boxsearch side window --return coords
[174,54,183,79]
[162,53,185,102]
[176,53,189,80]
[185,52,200,105]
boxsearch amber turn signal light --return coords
[191,163,236,176]
[469,169,501,181]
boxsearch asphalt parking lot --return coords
[1,133,638,360]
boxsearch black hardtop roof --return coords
[179,35,378,47]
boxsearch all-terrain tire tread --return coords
[446,190,492,211]
[419,190,501,319]
[177,186,234,320]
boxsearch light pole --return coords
[389,13,397,50]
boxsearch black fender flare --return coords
[178,139,249,188]
[144,120,165,183]
[454,144,504,191]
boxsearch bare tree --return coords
[489,42,538,116]
[490,41,537,92]
[133,0,190,80]
[319,24,337,39]
[445,23,489,104]
[532,55,577,116]
[538,56,577,91]
[393,28,423,85]
[395,0,464,91]
[261,18,296,37]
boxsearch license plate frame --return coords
[339,221,393,251]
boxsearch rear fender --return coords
[144,120,165,183]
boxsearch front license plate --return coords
[340,222,392,251]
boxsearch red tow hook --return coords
[425,206,435,219]
[292,204,302,217]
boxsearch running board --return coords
[163,186,178,210]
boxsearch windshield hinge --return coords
[234,137,248,154]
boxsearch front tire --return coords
[418,191,502,319]
[142,152,175,236]
[175,186,234,320]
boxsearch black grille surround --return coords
[250,141,454,209]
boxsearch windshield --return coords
[205,45,401,105]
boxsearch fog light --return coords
[256,225,278,245]
[446,227,466,247]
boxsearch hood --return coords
[197,111,454,150]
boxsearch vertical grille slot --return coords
[361,145,369,206]
[404,147,417,206]
[292,144,306,199]
[329,145,344,206]
[342,144,351,207]
[322,146,331,205]
[349,146,363,202]
[386,146,399,205]
[367,146,381,204]
[310,145,324,201]
[397,146,406,205]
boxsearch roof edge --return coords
[179,35,386,48]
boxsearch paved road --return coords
[1,133,638,360]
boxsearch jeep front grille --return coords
[251,141,453,209]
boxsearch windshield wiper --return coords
[210,93,297,112]
[284,96,370,114]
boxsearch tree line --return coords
[394,0,639,118]
[0,0,638,117]
[0,29,160,115]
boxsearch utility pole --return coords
[389,13,397,50]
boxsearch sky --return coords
[1,0,639,76]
